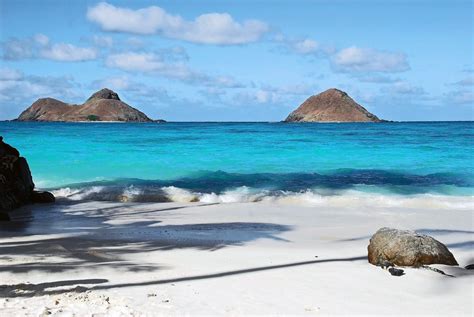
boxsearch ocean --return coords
[1,121,473,208]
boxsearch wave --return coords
[44,170,474,209]
[46,169,473,193]
[50,187,474,211]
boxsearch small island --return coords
[284,88,382,122]
[16,88,163,122]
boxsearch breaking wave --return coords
[48,170,474,210]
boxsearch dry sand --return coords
[0,199,472,316]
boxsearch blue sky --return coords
[0,0,472,121]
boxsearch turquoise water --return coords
[1,122,473,201]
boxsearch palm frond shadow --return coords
[0,201,292,274]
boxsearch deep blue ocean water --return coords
[1,121,473,203]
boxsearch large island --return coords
[17,88,156,122]
[284,88,382,122]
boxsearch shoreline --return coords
[2,120,474,123]
[1,200,472,315]
[48,186,474,210]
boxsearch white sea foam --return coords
[200,186,268,203]
[50,185,474,210]
[51,186,106,200]
[161,186,199,202]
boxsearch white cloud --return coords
[452,76,474,87]
[231,83,315,106]
[273,34,335,56]
[0,68,23,81]
[92,75,132,91]
[383,81,425,95]
[40,43,97,61]
[91,75,170,100]
[445,90,474,104]
[34,34,50,46]
[2,34,97,62]
[214,76,244,88]
[355,74,400,83]
[91,35,113,48]
[292,39,320,54]
[263,84,315,95]
[332,46,409,73]
[106,52,164,72]
[87,2,269,45]
[1,38,34,60]
[0,68,82,118]
[105,51,243,88]
[105,52,198,82]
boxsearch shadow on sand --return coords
[0,201,292,274]
[0,256,367,298]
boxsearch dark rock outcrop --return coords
[284,88,382,122]
[0,137,54,217]
[368,227,458,267]
[17,88,153,122]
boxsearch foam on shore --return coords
[51,185,474,210]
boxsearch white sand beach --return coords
[0,198,472,316]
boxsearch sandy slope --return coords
[0,200,472,316]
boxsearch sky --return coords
[0,0,473,121]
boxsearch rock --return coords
[465,264,474,270]
[368,227,458,267]
[17,88,154,122]
[0,136,19,156]
[388,267,405,276]
[31,191,55,203]
[86,88,120,102]
[284,88,382,122]
[0,137,55,214]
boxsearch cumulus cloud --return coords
[331,46,410,73]
[105,51,243,88]
[90,75,201,119]
[2,34,97,62]
[231,83,315,106]
[355,74,401,84]
[40,43,97,62]
[91,75,171,102]
[0,68,80,100]
[274,34,335,56]
[1,38,35,60]
[272,35,410,76]
[451,76,474,87]
[292,39,320,54]
[105,52,198,80]
[87,2,269,45]
[382,81,425,95]
[0,68,82,119]
[445,90,474,104]
[34,33,50,46]
[0,68,23,81]
[91,35,113,48]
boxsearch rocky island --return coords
[284,88,382,122]
[17,88,158,122]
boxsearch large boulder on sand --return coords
[368,227,458,267]
[0,137,54,217]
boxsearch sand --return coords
[0,199,472,316]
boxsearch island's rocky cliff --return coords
[284,88,382,122]
[0,137,54,219]
[17,88,153,122]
